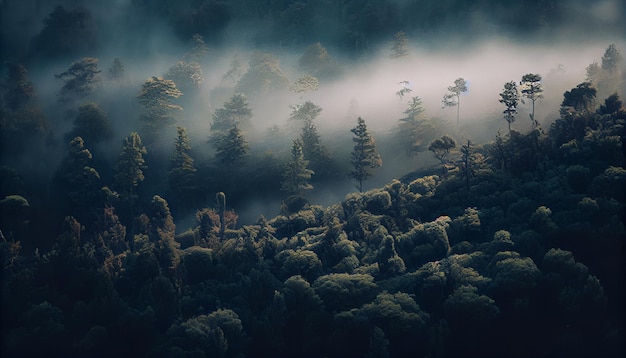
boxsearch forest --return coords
[1,1,625,357]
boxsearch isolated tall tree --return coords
[349,117,382,192]
[397,96,435,156]
[168,127,198,209]
[108,58,125,81]
[55,57,101,102]
[499,81,520,133]
[66,102,112,144]
[389,31,409,59]
[210,93,252,141]
[214,125,249,166]
[520,74,543,128]
[442,78,468,128]
[3,63,35,110]
[114,132,147,198]
[281,139,314,198]
[137,76,183,141]
[459,140,476,190]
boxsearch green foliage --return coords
[349,117,382,192]
[428,135,456,166]
[210,94,252,137]
[520,73,543,127]
[165,60,203,93]
[396,96,436,156]
[313,273,378,312]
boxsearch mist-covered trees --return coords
[214,125,249,166]
[210,94,252,140]
[168,127,198,212]
[236,51,289,97]
[281,139,314,209]
[499,81,520,132]
[349,117,382,192]
[55,57,102,102]
[442,78,468,128]
[3,63,35,110]
[137,76,183,141]
[389,31,409,59]
[114,132,147,198]
[398,96,437,156]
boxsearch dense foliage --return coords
[1,2,625,357]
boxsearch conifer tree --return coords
[168,127,198,209]
[66,102,112,144]
[3,62,35,110]
[55,57,101,102]
[108,57,125,81]
[499,81,520,133]
[349,117,382,192]
[397,96,435,156]
[281,139,314,198]
[214,125,249,166]
[442,78,468,129]
[114,132,147,198]
[137,76,182,142]
[210,93,252,141]
[520,74,543,128]
[389,31,409,59]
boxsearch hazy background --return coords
[2,0,624,225]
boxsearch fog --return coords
[2,0,624,227]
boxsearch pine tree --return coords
[520,74,543,128]
[389,31,409,59]
[114,132,147,198]
[214,125,249,166]
[499,81,520,133]
[3,62,35,110]
[210,94,252,141]
[397,96,435,156]
[349,117,382,192]
[442,78,468,129]
[66,102,112,144]
[281,139,314,197]
[137,76,182,142]
[168,127,198,210]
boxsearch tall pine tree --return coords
[349,117,382,192]
[168,127,198,212]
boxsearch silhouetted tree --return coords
[66,102,112,144]
[55,57,101,102]
[214,125,249,166]
[210,93,252,141]
[520,74,543,128]
[3,63,34,110]
[499,81,520,133]
[114,132,147,199]
[389,31,409,59]
[108,58,125,81]
[397,96,435,156]
[168,127,198,211]
[349,117,382,192]
[429,135,456,176]
[442,78,468,128]
[281,139,314,201]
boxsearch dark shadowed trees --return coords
[114,132,147,200]
[168,127,199,212]
[214,125,249,166]
[349,117,382,192]
[210,93,252,142]
[66,102,112,144]
[281,139,314,209]
[55,57,102,103]
[3,63,34,110]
